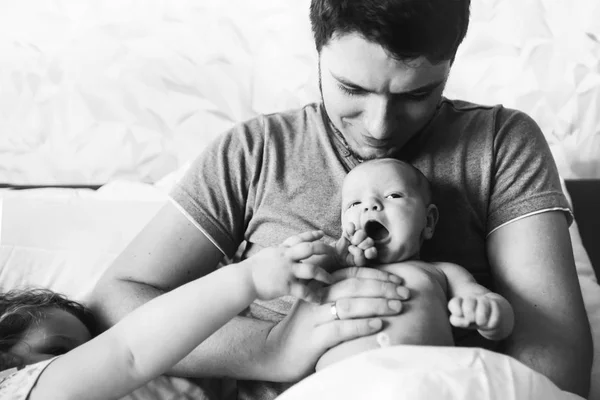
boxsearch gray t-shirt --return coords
[170,99,571,399]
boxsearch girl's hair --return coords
[0,288,96,371]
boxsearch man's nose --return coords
[365,97,393,140]
[363,198,382,212]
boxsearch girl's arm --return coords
[437,262,514,341]
[30,231,332,400]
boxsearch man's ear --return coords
[423,204,439,240]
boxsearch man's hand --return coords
[263,266,410,381]
[335,222,378,267]
[448,293,514,340]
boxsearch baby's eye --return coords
[386,193,403,199]
[348,201,361,208]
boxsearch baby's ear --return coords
[423,204,439,240]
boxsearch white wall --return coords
[0,0,598,184]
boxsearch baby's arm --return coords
[438,262,515,341]
[335,222,378,268]
[30,231,332,400]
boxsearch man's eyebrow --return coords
[331,71,445,94]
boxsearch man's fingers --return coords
[332,266,403,284]
[281,230,324,247]
[323,278,409,302]
[320,298,403,322]
[314,318,383,348]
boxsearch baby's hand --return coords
[245,230,333,303]
[448,293,513,340]
[335,222,378,267]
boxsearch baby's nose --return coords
[363,199,382,212]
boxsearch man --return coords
[91,1,592,399]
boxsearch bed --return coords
[0,0,599,399]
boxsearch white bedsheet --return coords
[277,346,584,400]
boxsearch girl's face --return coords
[9,307,91,365]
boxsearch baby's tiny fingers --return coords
[461,297,477,322]
[364,247,378,260]
[289,281,321,303]
[448,297,464,317]
[285,241,330,261]
[475,299,491,327]
[486,301,500,329]
[449,315,471,328]
[348,246,367,266]
[343,221,357,238]
[356,237,375,250]
[350,229,368,246]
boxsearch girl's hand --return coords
[245,231,334,303]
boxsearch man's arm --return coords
[90,201,277,380]
[487,211,592,397]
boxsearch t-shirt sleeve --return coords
[487,108,572,234]
[169,117,265,258]
[0,357,58,400]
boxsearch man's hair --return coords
[310,0,470,63]
[0,288,95,371]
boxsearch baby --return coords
[0,231,333,400]
[316,159,514,370]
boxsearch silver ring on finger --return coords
[330,301,341,320]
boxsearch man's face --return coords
[320,33,451,160]
[341,161,435,263]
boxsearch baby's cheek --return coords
[342,209,360,230]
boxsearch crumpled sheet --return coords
[277,346,583,400]
[0,0,598,184]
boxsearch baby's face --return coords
[9,307,91,366]
[341,161,434,263]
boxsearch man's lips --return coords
[361,136,392,148]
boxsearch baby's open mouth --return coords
[364,220,390,241]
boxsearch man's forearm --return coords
[504,331,592,397]
[91,279,277,380]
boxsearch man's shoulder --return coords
[258,102,324,126]
[438,98,533,127]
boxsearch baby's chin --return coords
[376,245,416,264]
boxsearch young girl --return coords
[0,231,335,400]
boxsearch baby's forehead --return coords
[345,160,419,185]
